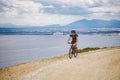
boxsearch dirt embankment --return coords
[0,47,120,80]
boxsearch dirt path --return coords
[20,47,120,80]
[0,47,120,80]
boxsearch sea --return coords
[0,35,120,68]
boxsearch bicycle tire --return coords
[74,48,78,57]
[69,48,73,59]
[74,49,78,57]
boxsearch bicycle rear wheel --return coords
[69,48,73,59]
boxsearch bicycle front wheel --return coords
[69,48,73,59]
[74,48,78,57]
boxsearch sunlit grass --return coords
[78,47,100,53]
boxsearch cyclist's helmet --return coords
[71,30,76,33]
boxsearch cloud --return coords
[0,0,120,26]
[54,0,120,13]
[0,13,83,26]
[0,0,82,26]
[46,0,120,20]
[0,0,43,17]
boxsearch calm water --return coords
[0,35,120,68]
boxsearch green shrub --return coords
[77,47,100,53]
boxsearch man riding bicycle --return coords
[67,30,78,49]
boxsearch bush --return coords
[78,47,100,53]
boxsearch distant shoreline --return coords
[0,27,120,36]
[0,34,120,36]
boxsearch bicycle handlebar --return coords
[68,42,74,44]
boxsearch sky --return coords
[0,0,120,26]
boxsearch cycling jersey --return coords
[70,34,78,44]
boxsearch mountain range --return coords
[66,19,120,28]
[0,19,120,28]
[0,19,120,35]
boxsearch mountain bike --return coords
[68,42,78,59]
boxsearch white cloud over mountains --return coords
[0,0,120,26]
[55,0,120,14]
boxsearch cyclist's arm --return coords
[67,36,71,43]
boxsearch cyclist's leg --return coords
[74,43,78,53]
[70,44,72,48]
[73,43,77,49]
[71,41,74,48]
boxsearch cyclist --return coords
[67,30,78,49]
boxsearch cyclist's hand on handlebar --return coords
[67,42,71,44]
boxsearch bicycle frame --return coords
[68,42,78,59]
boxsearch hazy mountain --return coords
[66,19,120,28]
[0,19,120,28]
[0,19,120,35]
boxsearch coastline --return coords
[0,46,120,80]
[0,53,67,80]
